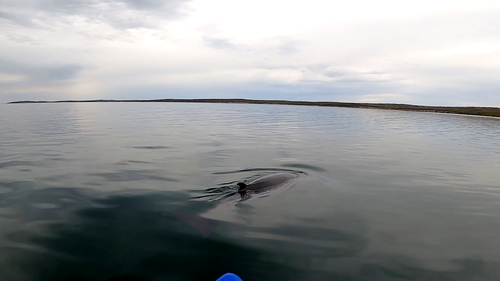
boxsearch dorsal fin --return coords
[236,182,247,191]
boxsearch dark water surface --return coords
[0,103,499,281]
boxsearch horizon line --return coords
[7,98,500,117]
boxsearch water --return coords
[0,102,499,281]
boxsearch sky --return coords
[0,0,499,106]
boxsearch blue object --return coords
[216,273,243,281]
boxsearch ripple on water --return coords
[1,103,499,280]
[89,170,179,182]
[132,146,170,150]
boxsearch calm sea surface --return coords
[0,103,499,281]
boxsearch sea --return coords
[0,102,499,281]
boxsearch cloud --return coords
[120,0,186,11]
[1,0,500,105]
[0,8,35,27]
[202,35,304,57]
[6,34,39,44]
[0,0,192,30]
[0,58,85,81]
[199,23,304,55]
[203,37,239,51]
[0,57,86,94]
[274,38,302,55]
[298,64,404,86]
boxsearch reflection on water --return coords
[0,103,499,281]
[0,189,364,281]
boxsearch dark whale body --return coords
[193,172,302,203]
[237,173,299,196]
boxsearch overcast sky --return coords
[0,0,499,105]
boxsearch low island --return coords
[8,99,500,118]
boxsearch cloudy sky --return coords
[0,0,499,105]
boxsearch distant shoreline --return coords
[8,99,500,118]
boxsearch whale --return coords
[236,173,299,200]
[192,171,304,204]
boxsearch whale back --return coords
[243,173,298,193]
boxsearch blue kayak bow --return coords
[217,273,243,281]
